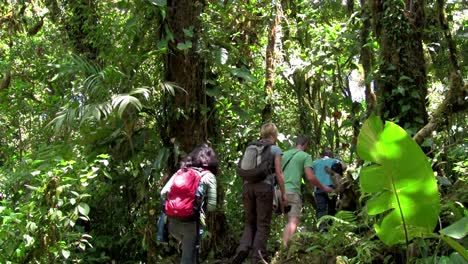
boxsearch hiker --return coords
[312,148,346,232]
[232,122,287,264]
[160,144,218,264]
[281,136,333,246]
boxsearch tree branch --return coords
[413,74,467,145]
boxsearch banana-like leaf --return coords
[357,114,440,245]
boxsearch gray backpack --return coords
[236,140,274,183]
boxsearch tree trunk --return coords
[162,1,231,260]
[64,0,100,61]
[262,4,281,123]
[292,69,313,135]
[360,0,377,116]
[369,0,428,133]
[163,0,211,156]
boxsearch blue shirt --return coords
[312,157,339,192]
[263,145,282,185]
[270,145,282,157]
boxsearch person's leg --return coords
[233,184,255,264]
[328,194,337,216]
[168,217,183,242]
[169,218,198,264]
[179,221,198,264]
[282,192,302,247]
[251,183,273,264]
[283,216,300,247]
[314,192,329,231]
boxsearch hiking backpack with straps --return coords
[236,140,274,183]
[165,168,206,219]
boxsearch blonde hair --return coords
[260,122,278,140]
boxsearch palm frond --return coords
[112,94,142,118]
[48,108,68,133]
[83,66,126,99]
[79,102,113,125]
[48,102,113,132]
[111,87,150,118]
[159,81,186,95]
[129,87,151,99]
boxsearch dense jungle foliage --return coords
[0,0,467,263]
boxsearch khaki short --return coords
[286,192,302,218]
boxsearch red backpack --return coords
[165,168,204,218]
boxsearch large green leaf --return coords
[357,114,440,245]
[440,216,468,240]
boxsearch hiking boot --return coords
[231,250,248,264]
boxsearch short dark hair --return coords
[181,143,219,175]
[321,148,333,158]
[295,135,310,146]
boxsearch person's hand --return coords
[281,194,287,206]
[322,186,334,193]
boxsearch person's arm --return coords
[274,155,287,203]
[160,174,176,200]
[305,167,333,193]
[202,172,217,212]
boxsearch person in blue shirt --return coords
[311,149,346,232]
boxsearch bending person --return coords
[312,148,346,232]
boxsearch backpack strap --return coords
[253,139,273,147]
[192,167,211,178]
[282,150,301,171]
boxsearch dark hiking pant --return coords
[168,217,200,264]
[236,182,273,264]
[314,189,336,231]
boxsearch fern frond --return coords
[335,210,357,223]
[317,214,358,229]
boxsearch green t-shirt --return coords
[282,149,314,195]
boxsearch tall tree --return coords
[161,1,234,260]
[163,0,215,157]
[262,3,281,122]
[360,0,377,116]
[369,0,429,133]
[63,0,100,61]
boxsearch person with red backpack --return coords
[160,144,218,264]
[232,122,287,264]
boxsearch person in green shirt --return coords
[282,136,333,247]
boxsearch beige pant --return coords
[286,192,302,218]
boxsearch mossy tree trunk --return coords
[163,0,211,157]
[369,0,428,134]
[360,0,377,116]
[262,4,281,123]
[63,0,100,62]
[162,0,232,260]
